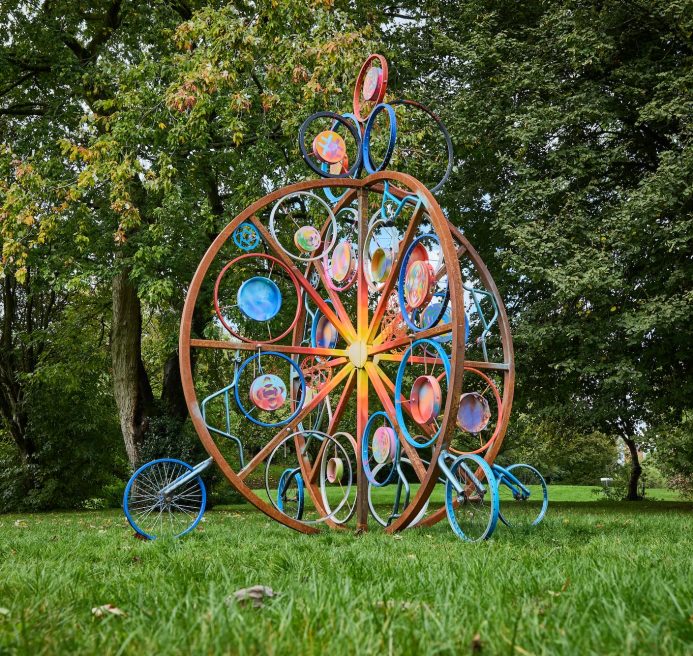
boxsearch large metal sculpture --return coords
[123,55,548,541]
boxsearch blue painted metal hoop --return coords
[277,467,305,520]
[361,411,401,486]
[363,103,397,174]
[395,339,451,448]
[310,299,339,350]
[445,453,499,541]
[499,463,548,527]
[234,352,306,428]
[123,458,207,540]
[397,234,450,333]
[232,221,261,251]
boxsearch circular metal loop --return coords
[390,99,453,194]
[298,111,363,179]
[269,191,338,263]
[214,253,302,344]
[363,103,397,174]
[353,54,389,123]
[234,352,306,428]
[361,411,401,486]
[397,234,450,332]
[395,339,451,448]
[232,222,261,251]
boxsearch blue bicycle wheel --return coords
[277,468,305,520]
[123,458,206,540]
[497,464,548,528]
[445,454,499,542]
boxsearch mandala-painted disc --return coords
[372,426,397,464]
[370,247,394,283]
[456,392,491,433]
[237,277,282,321]
[294,226,321,253]
[410,375,442,425]
[421,302,454,343]
[249,374,288,412]
[331,242,354,282]
[404,260,433,308]
[363,66,383,101]
[312,130,347,165]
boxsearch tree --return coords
[378,0,693,499]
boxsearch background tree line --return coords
[0,0,690,509]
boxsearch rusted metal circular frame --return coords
[214,253,303,345]
[179,172,465,535]
[449,367,503,456]
[353,54,389,123]
[389,99,454,195]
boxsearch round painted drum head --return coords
[421,302,453,343]
[410,375,442,425]
[294,226,321,253]
[314,315,338,349]
[404,260,434,308]
[249,374,288,412]
[372,426,397,464]
[363,66,383,101]
[330,242,355,282]
[312,130,347,165]
[237,277,282,322]
[456,392,491,433]
[408,242,429,266]
[326,457,344,483]
[370,247,394,283]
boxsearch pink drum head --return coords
[410,375,442,425]
[331,242,354,282]
[408,242,429,266]
[456,392,491,433]
[315,315,338,349]
[372,426,397,464]
[312,130,347,165]
[294,226,321,253]
[370,247,394,283]
[326,457,344,483]
[249,374,287,412]
[363,66,383,101]
[404,260,433,308]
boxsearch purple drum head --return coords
[372,426,396,464]
[294,226,321,253]
[363,66,383,101]
[331,242,354,282]
[404,260,433,308]
[326,457,344,483]
[249,374,287,412]
[237,277,282,322]
[315,315,338,349]
[410,375,442,425]
[456,392,491,433]
[370,247,394,283]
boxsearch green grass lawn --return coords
[1,487,692,655]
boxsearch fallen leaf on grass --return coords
[13,519,27,528]
[392,534,403,540]
[471,633,482,653]
[92,604,126,618]
[375,600,430,612]
[0,608,10,618]
[227,586,276,608]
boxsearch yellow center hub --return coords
[347,340,368,368]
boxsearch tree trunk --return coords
[623,437,643,501]
[111,269,154,469]
[161,351,188,420]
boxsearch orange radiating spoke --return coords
[367,200,425,341]
[190,339,347,358]
[238,363,354,481]
[365,362,427,483]
[370,321,452,353]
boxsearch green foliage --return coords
[500,417,618,485]
[650,413,693,498]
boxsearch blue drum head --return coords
[237,277,282,322]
